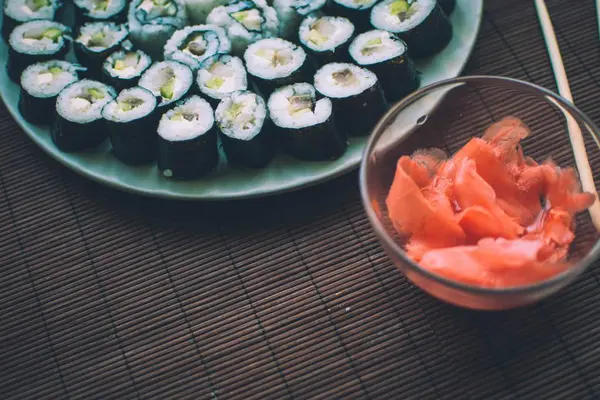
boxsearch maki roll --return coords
[139,60,194,111]
[163,24,232,71]
[370,0,453,58]
[206,0,279,56]
[73,0,128,25]
[267,82,346,161]
[272,0,327,40]
[298,14,355,66]
[314,62,388,137]
[196,54,248,107]
[18,60,80,125]
[128,0,188,60]
[244,38,312,99]
[349,30,419,102]
[102,86,159,164]
[439,0,455,16]
[216,90,274,168]
[102,48,153,91]
[327,0,379,32]
[157,95,219,179]
[2,0,64,42]
[51,79,116,152]
[74,21,129,79]
[183,0,229,24]
[7,20,70,83]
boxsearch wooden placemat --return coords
[2,0,600,399]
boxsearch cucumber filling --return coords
[230,8,264,32]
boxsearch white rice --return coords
[197,55,248,100]
[333,0,379,10]
[184,0,229,24]
[206,0,279,55]
[216,91,266,140]
[56,79,116,123]
[139,61,193,105]
[273,0,327,39]
[76,21,128,52]
[349,29,407,65]
[244,38,306,80]
[74,0,127,19]
[103,49,152,79]
[158,95,214,141]
[9,20,68,54]
[314,63,377,98]
[371,0,435,33]
[268,83,332,129]
[102,86,157,123]
[4,0,58,22]
[299,15,354,52]
[163,24,232,70]
[21,60,79,98]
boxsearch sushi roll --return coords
[244,38,312,99]
[184,0,229,24]
[102,48,153,91]
[298,14,355,66]
[370,0,453,58]
[314,63,388,137]
[102,86,159,164]
[196,54,248,107]
[157,95,219,179]
[73,0,128,25]
[139,60,194,111]
[51,79,116,152]
[216,90,274,168]
[2,0,64,42]
[128,0,188,60]
[349,30,419,102]
[163,24,232,71]
[272,0,327,40]
[327,0,379,32]
[7,20,70,83]
[206,0,279,56]
[267,82,346,161]
[18,60,80,125]
[74,22,129,79]
[439,0,455,15]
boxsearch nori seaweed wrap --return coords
[273,0,327,40]
[101,86,159,164]
[18,60,80,125]
[7,20,70,83]
[298,13,355,67]
[370,0,453,58]
[439,0,456,15]
[215,90,274,168]
[267,82,346,161]
[102,48,153,91]
[157,95,219,179]
[2,0,64,42]
[349,30,419,102]
[327,0,379,33]
[314,62,388,137]
[51,79,116,152]
[74,21,129,79]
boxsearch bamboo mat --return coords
[2,0,600,399]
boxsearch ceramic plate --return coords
[0,0,483,200]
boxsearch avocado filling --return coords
[388,0,418,22]
[137,0,177,19]
[255,48,293,67]
[361,37,383,56]
[27,0,51,12]
[113,52,141,71]
[160,76,176,99]
[230,8,264,32]
[117,97,145,111]
[308,18,337,46]
[23,27,63,42]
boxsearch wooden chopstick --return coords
[535,0,600,231]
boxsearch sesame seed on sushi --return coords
[267,82,346,161]
[157,95,219,179]
[216,90,274,168]
[298,13,355,66]
[138,60,194,111]
[370,0,453,58]
[102,86,160,165]
[314,62,388,137]
[2,0,64,42]
[163,24,232,71]
[74,21,129,79]
[51,79,116,152]
[196,54,248,107]
[7,20,70,83]
[102,48,153,91]
[19,60,80,125]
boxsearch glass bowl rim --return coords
[359,74,600,295]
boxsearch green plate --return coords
[0,0,483,200]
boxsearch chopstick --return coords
[535,0,600,231]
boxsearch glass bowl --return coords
[359,75,600,310]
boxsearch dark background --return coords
[2,1,600,399]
